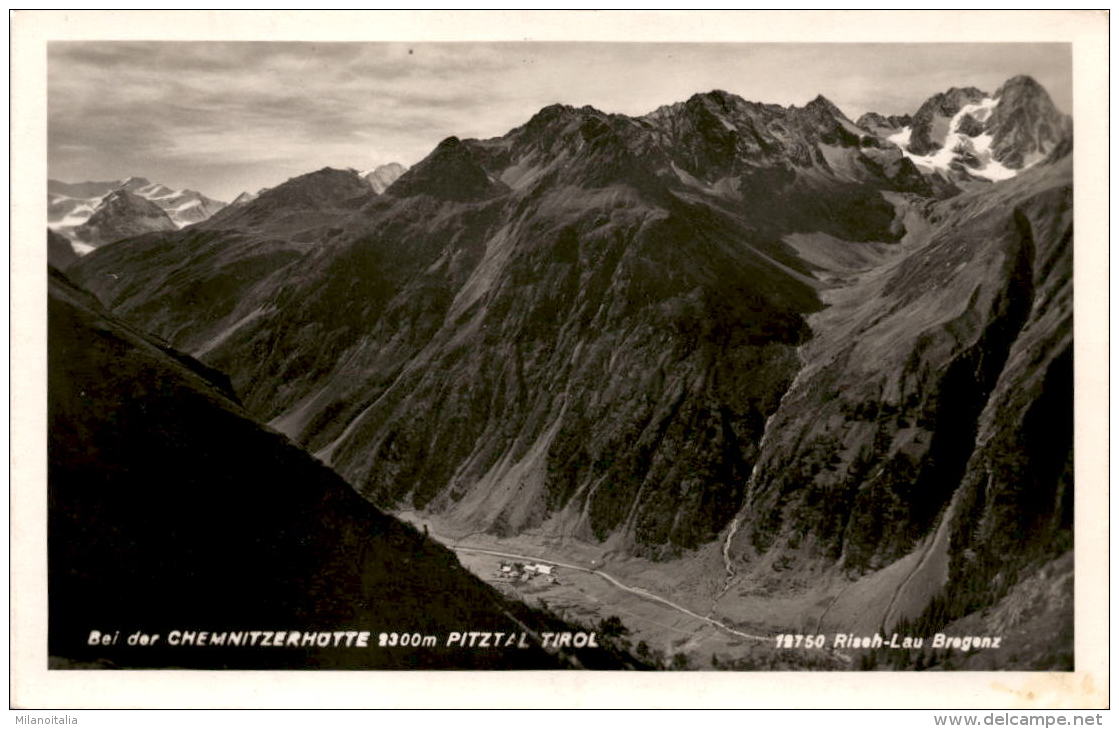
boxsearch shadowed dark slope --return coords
[48,269,638,669]
[48,229,77,270]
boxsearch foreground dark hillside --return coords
[48,269,636,669]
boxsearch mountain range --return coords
[49,176,228,247]
[49,165,409,261]
[60,75,1073,669]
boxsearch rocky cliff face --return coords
[986,75,1071,169]
[68,78,1073,648]
[855,112,913,137]
[905,87,989,156]
[729,157,1071,581]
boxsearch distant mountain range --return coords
[49,176,227,247]
[49,165,409,262]
[69,188,179,250]
[59,75,1073,670]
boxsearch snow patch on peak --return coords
[360,163,408,194]
[887,126,912,150]
[48,176,227,242]
[888,96,1031,182]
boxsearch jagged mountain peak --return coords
[197,167,373,236]
[856,111,913,134]
[360,162,408,194]
[686,88,745,110]
[675,90,781,124]
[798,95,864,138]
[515,103,622,146]
[229,190,258,206]
[935,86,989,107]
[309,165,361,179]
[528,102,577,120]
[468,87,936,197]
[386,135,503,202]
[435,135,465,151]
[98,188,163,212]
[118,175,152,189]
[865,75,1070,183]
[987,74,1068,169]
[260,167,371,203]
[70,187,177,249]
[527,102,605,121]
[903,86,990,156]
[992,74,1057,111]
[996,74,1045,95]
[102,188,132,203]
[804,93,843,114]
[950,85,986,97]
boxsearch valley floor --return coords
[394,508,1073,671]
[396,510,848,670]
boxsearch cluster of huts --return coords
[496,561,559,584]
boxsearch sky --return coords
[48,42,1072,202]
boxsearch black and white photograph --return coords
[11,9,1109,711]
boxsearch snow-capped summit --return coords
[863,75,1070,183]
[134,181,176,198]
[142,186,226,226]
[359,162,408,194]
[118,176,153,191]
[229,190,260,207]
[69,189,178,251]
[886,95,1020,181]
[48,176,227,241]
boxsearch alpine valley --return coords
[57,74,1074,670]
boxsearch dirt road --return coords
[447,543,773,643]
